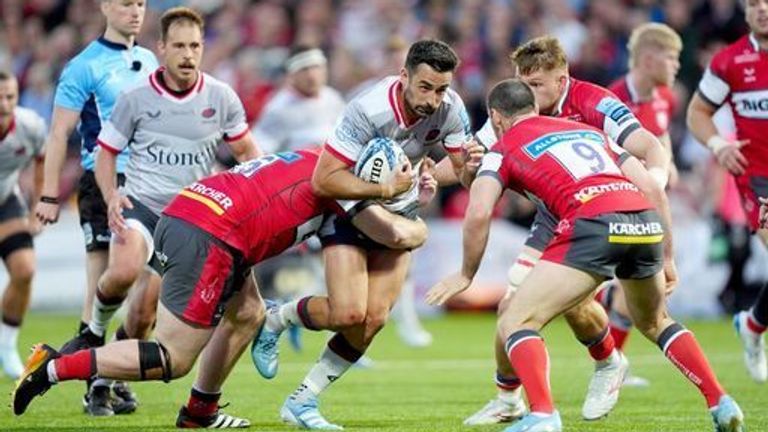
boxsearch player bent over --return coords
[0,72,46,379]
[12,148,427,427]
[427,79,744,432]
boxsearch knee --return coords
[9,260,35,287]
[497,311,542,340]
[364,310,390,335]
[106,265,142,290]
[329,307,366,328]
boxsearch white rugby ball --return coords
[354,137,407,184]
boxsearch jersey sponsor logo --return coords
[608,221,664,244]
[145,110,161,119]
[335,116,360,143]
[180,182,234,215]
[573,181,639,203]
[743,67,757,84]
[596,97,633,124]
[145,144,217,167]
[735,52,760,64]
[523,130,604,158]
[732,90,768,119]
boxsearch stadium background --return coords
[1,1,768,431]
[1,0,765,318]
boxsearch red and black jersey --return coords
[609,75,676,137]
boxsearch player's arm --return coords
[687,92,747,175]
[352,205,428,249]
[426,174,503,306]
[620,127,669,189]
[34,107,80,224]
[311,147,413,200]
[226,131,262,162]
[434,140,485,188]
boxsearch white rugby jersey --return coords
[252,86,345,153]
[0,107,46,202]
[326,76,472,165]
[97,68,249,215]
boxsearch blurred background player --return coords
[59,5,259,414]
[464,35,670,425]
[687,0,768,383]
[602,22,683,387]
[33,0,158,416]
[0,71,46,379]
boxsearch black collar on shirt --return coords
[97,36,135,51]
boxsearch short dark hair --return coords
[487,79,536,118]
[160,7,204,41]
[405,40,459,74]
[0,70,14,81]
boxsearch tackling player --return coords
[602,22,682,387]
[58,6,259,413]
[251,39,483,430]
[428,78,744,432]
[687,0,768,383]
[11,148,428,427]
[32,0,158,415]
[0,72,46,379]
[464,35,672,424]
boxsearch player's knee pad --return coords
[0,232,33,261]
[505,252,538,294]
[138,340,172,382]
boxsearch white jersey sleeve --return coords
[326,99,376,164]
[475,118,497,150]
[222,86,249,141]
[698,66,731,107]
[97,90,137,153]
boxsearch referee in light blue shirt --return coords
[33,0,157,417]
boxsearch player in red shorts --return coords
[687,0,768,383]
[428,79,744,432]
[464,36,672,424]
[10,148,429,428]
[600,22,682,387]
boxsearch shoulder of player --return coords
[710,35,754,72]
[201,73,239,98]
[606,77,629,99]
[13,107,45,131]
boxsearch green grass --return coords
[1,313,765,431]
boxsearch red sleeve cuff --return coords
[97,139,121,155]
[444,145,463,153]
[224,127,249,142]
[324,143,355,166]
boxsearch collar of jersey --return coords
[625,73,658,104]
[388,80,423,129]
[552,77,572,117]
[97,36,134,51]
[0,117,15,141]
[149,67,204,103]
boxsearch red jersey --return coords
[163,149,343,265]
[476,78,642,149]
[698,33,768,176]
[477,116,652,220]
[609,75,676,137]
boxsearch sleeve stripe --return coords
[617,152,633,166]
[698,68,730,106]
[444,145,463,153]
[477,170,503,184]
[615,122,641,147]
[97,139,121,155]
[224,126,249,142]
[324,143,355,166]
[695,89,722,109]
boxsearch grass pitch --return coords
[1,313,765,431]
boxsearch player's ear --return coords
[399,67,409,86]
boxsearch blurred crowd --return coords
[0,0,757,308]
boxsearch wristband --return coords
[39,196,59,205]
[706,135,732,155]
[647,167,668,190]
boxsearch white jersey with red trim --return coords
[97,68,249,215]
[0,107,46,202]
[697,33,768,176]
[251,86,345,154]
[325,76,472,166]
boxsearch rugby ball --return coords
[354,137,407,184]
[354,137,419,219]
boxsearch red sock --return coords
[187,388,221,418]
[506,330,554,414]
[659,324,725,408]
[747,313,767,334]
[54,349,95,381]
[582,328,615,362]
[610,324,631,352]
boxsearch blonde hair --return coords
[627,23,682,68]
[510,36,568,75]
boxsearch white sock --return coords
[89,291,123,338]
[0,321,20,348]
[290,346,353,403]
[271,298,306,332]
[498,387,521,405]
[47,360,59,384]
